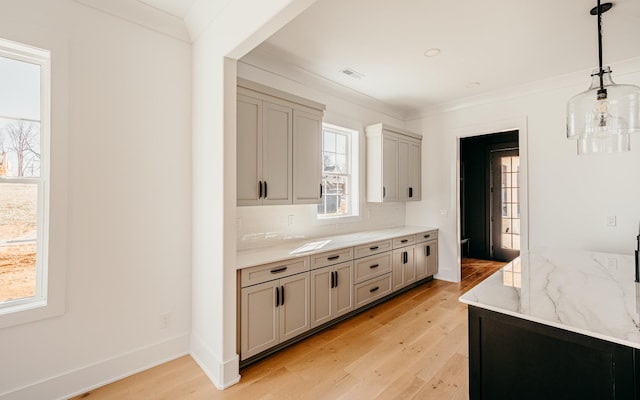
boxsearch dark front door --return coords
[490,149,520,262]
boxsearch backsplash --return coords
[236,202,407,251]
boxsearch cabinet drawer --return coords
[354,240,392,259]
[393,235,416,248]
[415,230,438,244]
[311,247,354,270]
[241,257,309,288]
[354,273,392,308]
[354,252,392,284]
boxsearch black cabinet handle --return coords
[370,264,379,269]
[334,271,338,287]
[259,181,263,199]
[328,255,340,261]
[270,266,288,274]
[427,245,431,257]
[401,239,408,243]
[281,285,284,305]
[331,270,335,288]
[424,234,431,239]
[370,286,379,293]
[369,246,379,250]
[383,186,386,198]
[320,183,323,198]
[409,187,413,198]
[264,181,268,198]
[275,286,280,307]
[403,251,408,264]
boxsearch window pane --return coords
[323,131,335,152]
[323,153,336,172]
[0,183,38,302]
[336,154,347,173]
[336,133,347,154]
[0,119,41,178]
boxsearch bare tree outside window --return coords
[2,120,40,177]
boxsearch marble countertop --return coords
[236,225,437,269]
[459,248,640,349]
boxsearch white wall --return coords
[0,1,192,398]
[406,58,640,282]
[236,61,411,250]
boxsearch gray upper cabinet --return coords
[366,123,422,203]
[237,79,325,207]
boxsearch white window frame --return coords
[0,37,55,328]
[316,123,360,223]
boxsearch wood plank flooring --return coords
[73,258,505,400]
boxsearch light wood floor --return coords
[73,258,505,400]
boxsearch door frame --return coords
[454,117,530,283]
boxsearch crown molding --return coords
[73,0,190,42]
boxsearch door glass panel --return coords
[499,155,520,250]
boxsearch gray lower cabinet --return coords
[240,272,310,360]
[239,229,438,362]
[415,239,438,280]
[392,245,416,291]
[310,261,354,328]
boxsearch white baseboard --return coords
[190,333,240,390]
[0,333,190,400]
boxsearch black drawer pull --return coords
[424,234,430,239]
[334,271,338,287]
[270,266,288,274]
[258,181,263,199]
[331,270,335,288]
[369,246,379,250]
[427,245,431,257]
[275,286,280,307]
[401,239,409,243]
[280,285,284,305]
[409,187,413,198]
[369,264,379,269]
[327,255,340,261]
[370,286,379,293]
[264,181,268,198]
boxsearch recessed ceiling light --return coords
[466,81,481,88]
[339,68,365,80]
[423,48,441,57]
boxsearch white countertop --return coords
[236,225,437,269]
[459,248,640,349]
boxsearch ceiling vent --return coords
[339,68,365,80]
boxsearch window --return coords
[0,39,50,317]
[317,124,358,219]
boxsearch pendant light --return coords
[566,1,640,155]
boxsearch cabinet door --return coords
[404,246,416,286]
[310,267,332,328]
[293,109,323,204]
[398,139,410,201]
[241,281,278,360]
[237,95,262,206]
[382,135,398,202]
[392,248,406,291]
[279,273,310,342]
[262,101,292,205]
[426,240,438,276]
[415,242,428,281]
[333,262,354,318]
[408,140,421,201]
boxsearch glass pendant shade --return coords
[567,67,640,154]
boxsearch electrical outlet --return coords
[606,215,617,227]
[607,257,617,269]
[160,313,171,329]
[288,215,295,226]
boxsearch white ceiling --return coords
[135,0,640,116]
[136,0,197,18]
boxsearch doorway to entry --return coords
[460,131,520,263]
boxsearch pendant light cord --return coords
[596,0,607,98]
